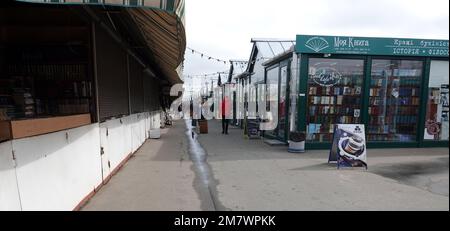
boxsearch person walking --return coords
[221,96,231,134]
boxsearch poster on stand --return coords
[329,124,367,169]
[246,119,260,139]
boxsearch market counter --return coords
[0,114,91,142]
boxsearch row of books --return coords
[7,64,87,81]
[367,134,415,142]
[307,123,335,135]
[368,115,418,124]
[371,77,421,86]
[309,106,361,116]
[368,106,419,116]
[368,125,391,134]
[308,86,362,96]
[308,115,360,125]
[368,96,420,106]
[371,69,422,77]
[309,96,362,105]
[369,88,420,97]
[12,88,35,118]
[307,133,333,142]
[367,135,392,141]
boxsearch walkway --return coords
[82,121,202,211]
[198,120,449,211]
[82,119,449,211]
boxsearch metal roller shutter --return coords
[95,25,129,121]
[143,72,161,112]
[129,56,144,113]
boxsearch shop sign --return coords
[329,124,367,169]
[311,67,342,87]
[297,35,449,57]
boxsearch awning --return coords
[15,0,186,84]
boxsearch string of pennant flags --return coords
[186,47,270,66]
[187,47,230,65]
[184,47,274,82]
[184,70,229,78]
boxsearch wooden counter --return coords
[0,114,91,141]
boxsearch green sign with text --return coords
[296,35,449,57]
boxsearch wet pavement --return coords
[82,119,449,211]
[184,120,227,211]
[370,157,449,196]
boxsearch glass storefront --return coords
[307,58,364,142]
[266,66,279,137]
[424,60,449,141]
[288,34,449,148]
[278,65,288,139]
[368,60,423,142]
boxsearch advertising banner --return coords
[329,124,367,169]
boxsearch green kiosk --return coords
[270,35,448,149]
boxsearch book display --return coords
[0,46,91,121]
[368,60,423,142]
[307,58,364,142]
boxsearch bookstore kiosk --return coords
[264,35,448,149]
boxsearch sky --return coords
[182,0,449,90]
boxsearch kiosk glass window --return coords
[307,58,364,142]
[278,65,288,138]
[266,66,279,136]
[424,60,449,141]
[368,60,423,142]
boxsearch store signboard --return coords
[329,124,367,169]
[296,35,449,57]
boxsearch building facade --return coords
[262,35,448,149]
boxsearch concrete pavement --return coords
[82,119,449,211]
[82,121,203,211]
[197,120,449,211]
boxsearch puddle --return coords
[370,157,449,196]
[184,119,228,211]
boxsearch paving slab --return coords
[197,120,449,211]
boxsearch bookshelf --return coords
[368,66,422,142]
[307,77,363,142]
[0,45,92,121]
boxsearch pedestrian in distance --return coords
[220,96,231,134]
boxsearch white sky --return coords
[183,0,449,89]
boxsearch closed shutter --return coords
[95,26,129,121]
[143,72,161,112]
[129,56,144,113]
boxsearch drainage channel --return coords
[184,119,227,211]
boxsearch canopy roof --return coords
[234,39,295,80]
[251,39,295,58]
